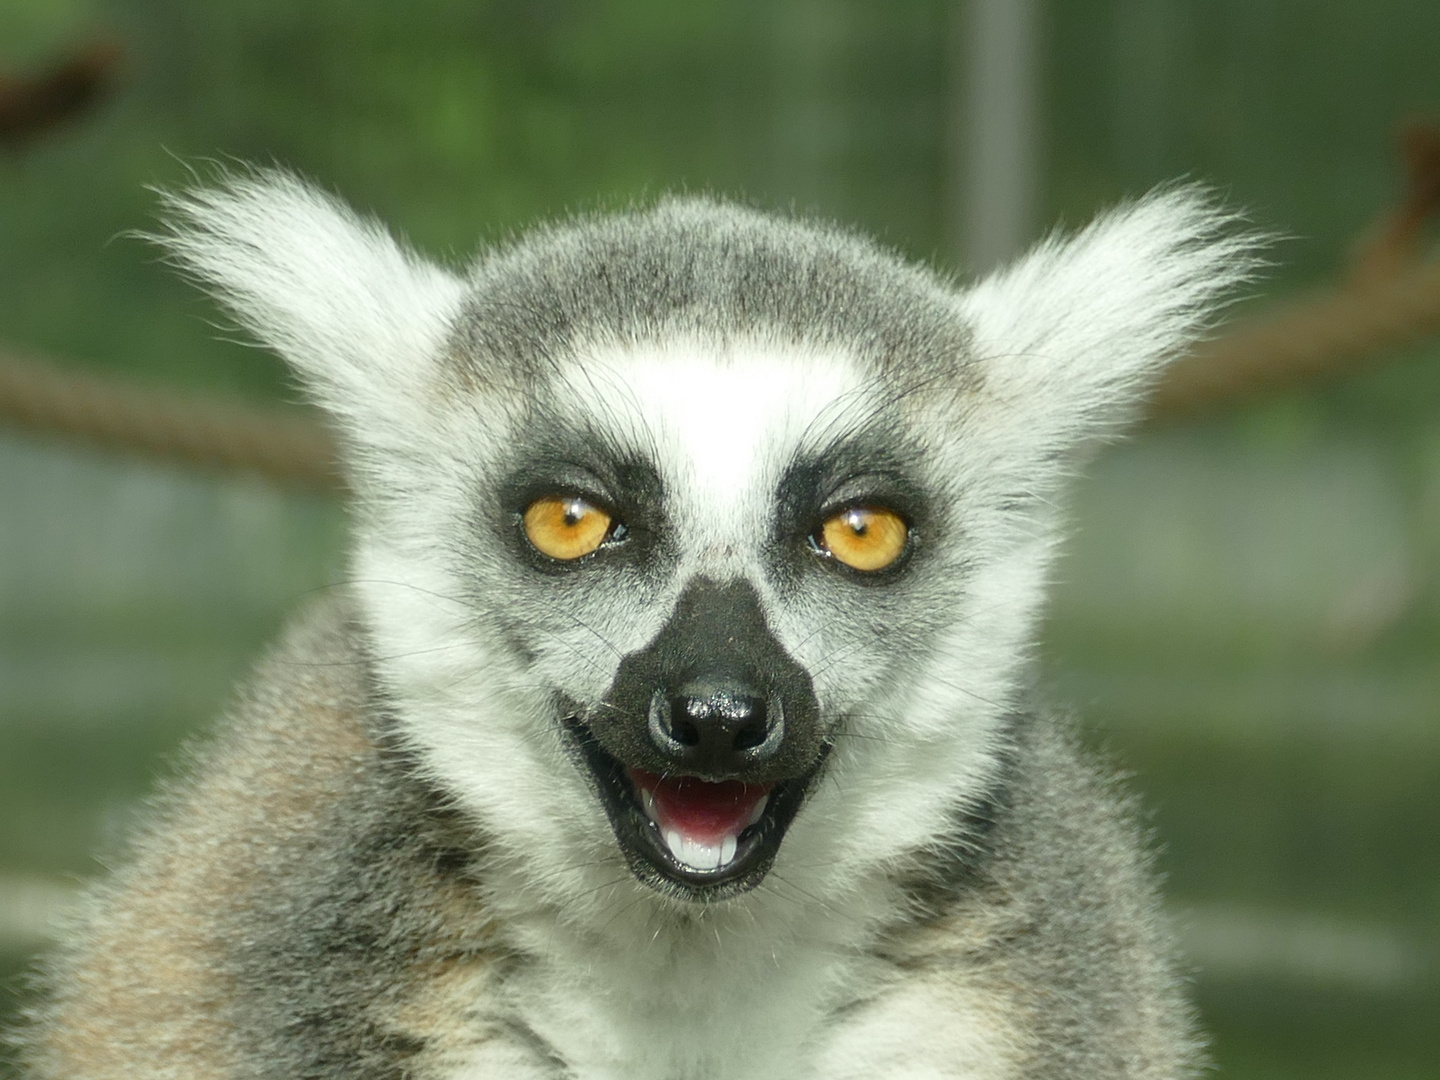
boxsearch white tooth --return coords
[663,828,727,871]
[674,837,720,871]
[680,838,702,868]
[747,795,769,826]
[693,840,721,871]
[640,787,658,822]
[720,835,737,866]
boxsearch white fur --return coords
[586,339,865,517]
[158,172,469,474]
[816,978,1024,1080]
[959,188,1252,453]
[161,176,1250,1080]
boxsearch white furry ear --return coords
[157,171,467,435]
[957,187,1257,450]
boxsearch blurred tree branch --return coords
[0,346,342,489]
[0,40,122,149]
[1148,121,1440,421]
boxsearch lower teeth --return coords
[664,830,728,871]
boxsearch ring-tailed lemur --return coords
[17,173,1253,1080]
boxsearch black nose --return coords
[647,684,782,775]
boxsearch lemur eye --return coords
[523,496,614,560]
[816,507,909,572]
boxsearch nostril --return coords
[731,704,768,751]
[650,692,692,754]
[732,720,766,751]
[667,701,702,748]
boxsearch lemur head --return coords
[162,174,1250,909]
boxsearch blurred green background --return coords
[1,2,1438,1077]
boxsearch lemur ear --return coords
[156,170,467,436]
[956,187,1257,452]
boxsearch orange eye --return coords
[523,496,613,560]
[818,507,909,572]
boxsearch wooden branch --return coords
[0,40,123,148]
[1149,119,1440,422]
[1149,258,1440,420]
[0,347,343,490]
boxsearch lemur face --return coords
[355,332,1025,907]
[161,175,1250,913]
[473,343,954,898]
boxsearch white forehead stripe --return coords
[570,340,869,507]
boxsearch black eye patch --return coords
[772,433,930,545]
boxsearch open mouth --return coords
[631,769,772,873]
[564,720,823,898]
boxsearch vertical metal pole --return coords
[947,0,1042,273]
[1113,0,1175,181]
[770,0,848,213]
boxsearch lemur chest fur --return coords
[446,912,1013,1080]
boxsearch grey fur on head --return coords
[19,172,1255,1080]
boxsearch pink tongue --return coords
[629,769,772,844]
